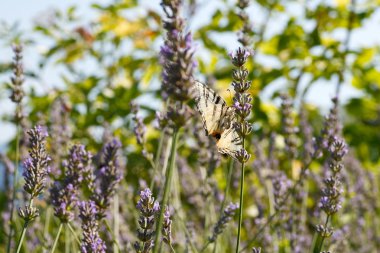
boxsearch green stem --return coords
[113,194,120,253]
[104,219,121,252]
[213,159,234,253]
[65,224,70,253]
[67,223,81,246]
[15,222,28,253]
[7,123,20,253]
[173,206,198,253]
[313,215,331,253]
[200,241,211,253]
[15,198,34,253]
[150,132,165,190]
[235,143,246,253]
[153,129,179,253]
[50,223,63,253]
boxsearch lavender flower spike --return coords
[209,203,239,243]
[79,201,106,253]
[22,125,50,199]
[162,206,173,247]
[134,188,160,253]
[92,139,122,219]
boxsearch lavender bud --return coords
[18,205,39,222]
[235,149,251,163]
[234,121,252,137]
[315,224,333,238]
[10,44,25,104]
[162,206,173,246]
[229,47,250,67]
[131,102,147,145]
[232,68,249,82]
[252,247,261,253]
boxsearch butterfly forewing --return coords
[193,81,230,135]
[193,81,243,160]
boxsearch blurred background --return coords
[1,0,380,252]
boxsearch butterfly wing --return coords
[193,81,231,135]
[216,125,243,159]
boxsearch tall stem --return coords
[113,194,120,253]
[153,129,179,253]
[50,223,63,253]
[150,132,165,190]
[15,198,34,253]
[235,138,246,253]
[313,215,331,253]
[7,123,20,253]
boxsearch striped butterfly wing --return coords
[193,81,242,159]
[216,125,243,159]
[193,81,231,136]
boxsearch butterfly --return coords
[193,81,243,159]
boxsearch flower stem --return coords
[67,222,81,246]
[313,215,331,253]
[153,129,179,253]
[104,219,121,252]
[15,198,34,253]
[150,132,165,190]
[113,194,120,253]
[50,223,63,253]
[7,123,20,253]
[235,146,246,253]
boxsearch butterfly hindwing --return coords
[193,81,243,159]
[217,125,243,158]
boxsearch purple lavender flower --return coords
[316,137,348,246]
[50,182,77,223]
[134,188,160,253]
[315,97,340,158]
[92,139,122,219]
[162,206,173,247]
[50,144,94,223]
[22,125,50,199]
[230,47,252,162]
[236,0,252,47]
[280,94,298,159]
[131,102,147,145]
[272,171,292,213]
[209,202,238,242]
[252,247,261,253]
[78,201,106,253]
[10,44,25,106]
[159,0,196,128]
[63,144,91,185]
[319,138,347,216]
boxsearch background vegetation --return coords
[0,0,379,252]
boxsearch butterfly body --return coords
[193,81,243,159]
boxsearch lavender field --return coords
[0,0,379,252]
